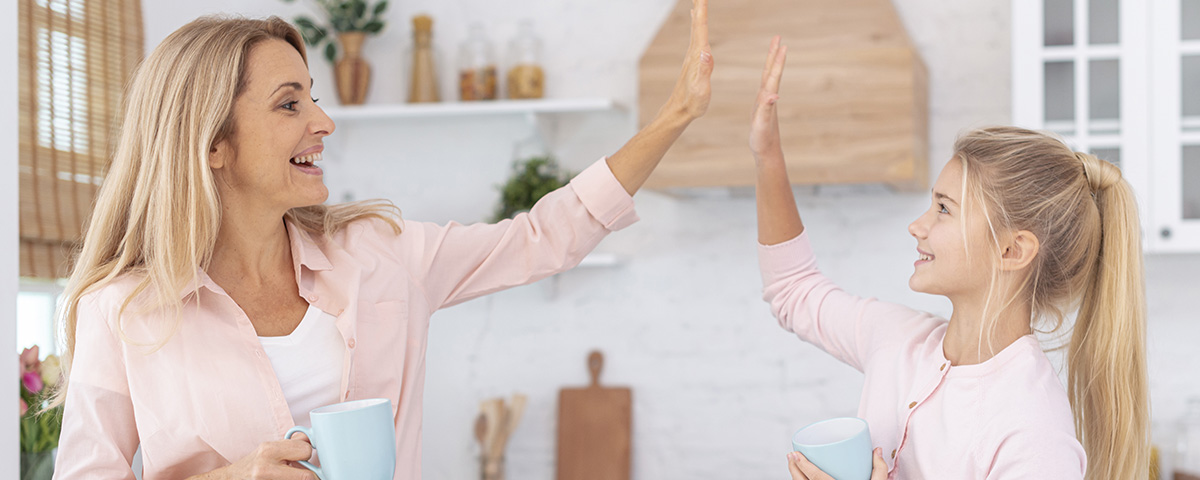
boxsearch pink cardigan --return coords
[759,232,1086,479]
[54,158,638,480]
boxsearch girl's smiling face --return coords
[907,157,997,300]
[209,38,335,214]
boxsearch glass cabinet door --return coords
[1151,0,1200,251]
[1013,0,1151,247]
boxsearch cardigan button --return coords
[891,449,896,459]
[347,339,356,349]
[940,363,947,371]
[908,401,917,409]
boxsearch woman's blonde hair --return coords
[954,126,1148,479]
[48,16,400,410]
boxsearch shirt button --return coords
[310,294,320,302]
[908,401,917,409]
[255,350,263,358]
[347,339,356,349]
[891,449,897,459]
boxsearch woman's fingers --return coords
[690,0,709,53]
[870,447,889,480]
[787,452,809,480]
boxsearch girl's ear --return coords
[1000,230,1040,272]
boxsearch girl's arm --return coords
[750,37,802,245]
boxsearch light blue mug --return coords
[285,398,396,480]
[791,417,873,480]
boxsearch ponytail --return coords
[1068,154,1150,480]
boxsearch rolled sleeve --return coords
[570,157,639,231]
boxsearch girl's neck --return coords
[944,295,1033,366]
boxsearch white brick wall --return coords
[137,0,1200,478]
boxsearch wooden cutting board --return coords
[556,351,631,480]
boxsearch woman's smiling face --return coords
[210,38,335,214]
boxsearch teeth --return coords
[290,152,322,165]
[919,254,932,261]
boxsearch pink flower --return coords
[19,398,27,416]
[22,371,43,394]
[20,346,40,374]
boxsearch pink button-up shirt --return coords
[54,158,638,480]
[760,232,1086,479]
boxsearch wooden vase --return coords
[335,32,370,105]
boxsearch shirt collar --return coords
[177,218,334,301]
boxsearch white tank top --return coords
[258,305,345,428]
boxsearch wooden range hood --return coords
[639,0,929,190]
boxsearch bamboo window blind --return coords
[18,0,143,279]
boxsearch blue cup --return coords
[791,417,872,480]
[285,398,396,480]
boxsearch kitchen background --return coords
[3,0,1199,478]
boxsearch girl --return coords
[750,38,1148,479]
[50,4,712,479]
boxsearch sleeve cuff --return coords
[758,231,816,285]
[569,157,639,231]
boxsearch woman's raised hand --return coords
[662,0,713,121]
[749,36,788,161]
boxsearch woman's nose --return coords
[311,106,336,137]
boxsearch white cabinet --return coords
[1013,0,1200,252]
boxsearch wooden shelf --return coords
[321,98,622,122]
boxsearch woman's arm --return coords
[606,0,712,196]
[750,36,802,246]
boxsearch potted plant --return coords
[492,156,572,223]
[19,345,63,480]
[280,0,389,104]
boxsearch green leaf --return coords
[364,20,383,34]
[324,42,337,63]
[373,1,388,16]
[352,0,366,20]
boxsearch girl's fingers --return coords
[870,447,889,480]
[764,45,788,94]
[793,451,834,480]
[762,36,781,84]
[787,452,809,480]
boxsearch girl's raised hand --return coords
[750,36,787,161]
[663,0,713,121]
[786,448,889,480]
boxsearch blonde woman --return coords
[51,5,712,479]
[749,39,1147,479]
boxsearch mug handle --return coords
[285,426,324,480]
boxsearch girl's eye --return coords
[938,203,949,214]
[282,100,299,111]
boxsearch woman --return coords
[51,3,712,478]
[749,39,1148,479]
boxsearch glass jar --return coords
[458,24,497,101]
[1176,397,1200,480]
[407,14,440,103]
[505,19,544,100]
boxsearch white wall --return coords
[136,1,1200,479]
[2,0,21,476]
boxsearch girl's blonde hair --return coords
[954,126,1148,480]
[48,16,400,410]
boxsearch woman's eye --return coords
[282,100,299,111]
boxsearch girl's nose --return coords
[909,214,928,239]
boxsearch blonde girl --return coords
[750,38,1147,480]
[50,4,713,478]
